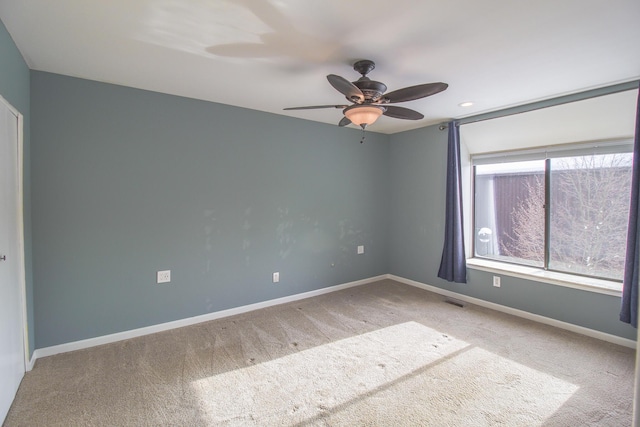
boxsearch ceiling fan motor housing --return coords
[352,60,387,102]
[353,78,387,102]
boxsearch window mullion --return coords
[544,158,551,270]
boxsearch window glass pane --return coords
[475,160,545,267]
[549,153,632,280]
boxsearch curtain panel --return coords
[438,121,467,283]
[620,85,640,328]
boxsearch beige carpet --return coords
[4,280,635,426]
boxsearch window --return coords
[473,142,633,281]
[461,86,638,292]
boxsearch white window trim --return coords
[466,258,622,297]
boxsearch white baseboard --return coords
[31,275,387,364]
[27,353,36,372]
[29,273,635,367]
[388,274,637,349]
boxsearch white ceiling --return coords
[1,0,639,134]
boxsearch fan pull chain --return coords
[360,124,366,143]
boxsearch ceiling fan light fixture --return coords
[344,105,383,126]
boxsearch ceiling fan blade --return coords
[383,105,424,120]
[384,82,448,103]
[338,116,352,127]
[327,74,365,102]
[284,104,348,110]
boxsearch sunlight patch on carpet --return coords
[191,321,578,425]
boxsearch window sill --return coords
[466,258,622,297]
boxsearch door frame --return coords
[0,94,28,370]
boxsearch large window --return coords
[473,143,633,281]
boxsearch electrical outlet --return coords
[493,276,501,288]
[157,270,171,284]
[357,245,365,254]
[272,272,280,283]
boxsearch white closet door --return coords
[0,98,25,424]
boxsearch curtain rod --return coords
[438,80,639,131]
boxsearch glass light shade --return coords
[344,106,383,126]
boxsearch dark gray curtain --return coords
[620,86,640,327]
[438,121,467,283]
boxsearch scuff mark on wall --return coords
[242,207,252,266]
[277,206,295,260]
[203,209,219,274]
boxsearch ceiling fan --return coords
[284,59,448,129]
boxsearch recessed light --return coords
[459,101,474,107]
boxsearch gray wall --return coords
[22,61,639,349]
[0,19,34,357]
[31,71,389,348]
[388,123,637,340]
